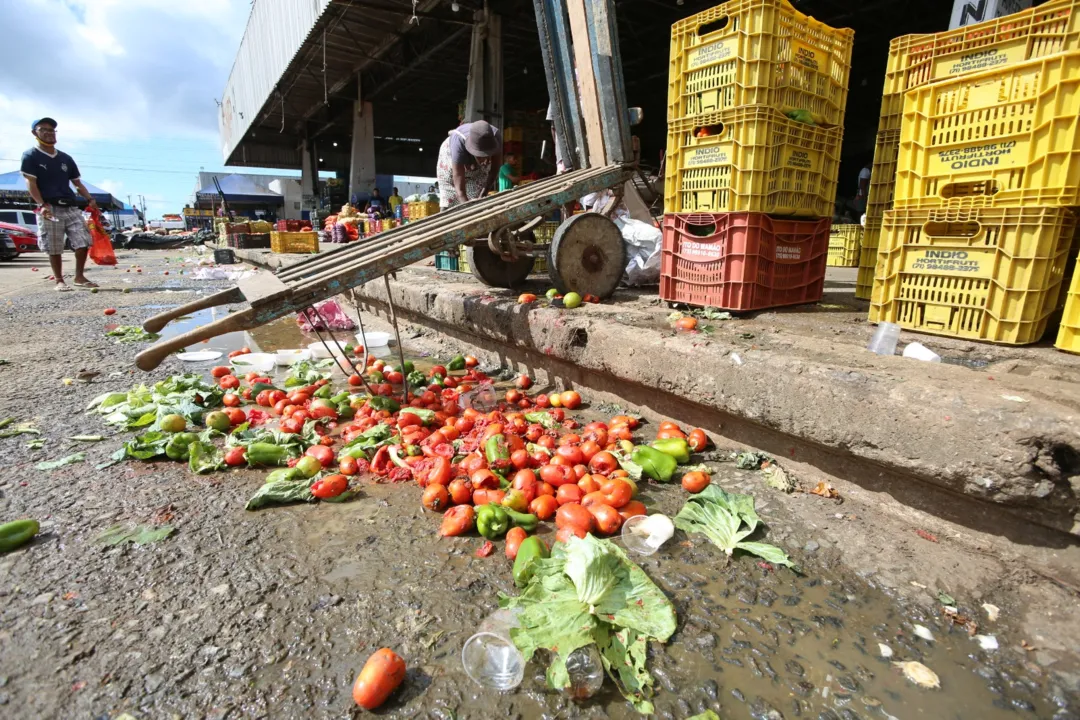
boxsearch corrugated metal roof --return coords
[218,0,333,162]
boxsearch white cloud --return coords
[97,179,124,195]
[0,0,250,163]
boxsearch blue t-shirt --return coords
[20,147,80,202]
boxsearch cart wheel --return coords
[548,213,625,299]
[467,236,536,289]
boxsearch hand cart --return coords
[136,0,637,372]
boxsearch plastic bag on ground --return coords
[86,207,117,266]
[616,217,662,286]
[296,299,357,332]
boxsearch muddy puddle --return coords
[149,308,1067,718]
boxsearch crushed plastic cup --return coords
[867,322,901,356]
[621,514,675,555]
[461,608,525,691]
[902,341,942,363]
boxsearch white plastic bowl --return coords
[275,349,312,366]
[229,352,276,373]
[308,342,349,360]
[357,331,391,348]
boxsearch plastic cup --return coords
[621,514,675,555]
[902,341,941,363]
[461,609,525,691]
[867,322,901,356]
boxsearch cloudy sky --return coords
[0,0,295,216]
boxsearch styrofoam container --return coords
[275,349,312,366]
[358,331,391,348]
[229,352,275,373]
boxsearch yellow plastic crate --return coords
[855,216,883,301]
[458,245,471,274]
[867,129,901,211]
[1057,254,1080,352]
[894,53,1080,209]
[664,107,842,216]
[828,224,862,267]
[868,206,1077,344]
[668,0,853,126]
[878,0,1080,134]
[407,201,440,220]
[270,231,319,254]
[532,221,559,244]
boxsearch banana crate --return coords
[877,0,1080,134]
[270,230,319,254]
[869,205,1077,345]
[894,53,1080,210]
[664,107,842,216]
[668,0,854,126]
[828,224,862,267]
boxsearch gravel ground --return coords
[0,249,1077,720]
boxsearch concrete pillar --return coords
[348,100,376,203]
[463,10,502,125]
[300,136,315,196]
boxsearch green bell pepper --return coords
[313,384,333,399]
[336,402,355,420]
[447,354,466,372]
[164,432,198,461]
[651,437,691,464]
[246,442,289,467]
[367,370,385,383]
[512,535,549,587]
[265,467,306,484]
[484,434,510,470]
[330,391,350,404]
[0,519,39,553]
[476,503,510,538]
[368,396,401,413]
[632,445,677,482]
[502,506,538,532]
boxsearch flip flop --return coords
[55,284,73,292]
[73,280,99,288]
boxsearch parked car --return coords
[0,209,37,233]
[0,221,38,254]
[0,230,19,261]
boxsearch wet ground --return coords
[0,248,1077,719]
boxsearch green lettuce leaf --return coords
[35,453,86,470]
[524,411,559,429]
[674,485,792,567]
[563,534,625,608]
[188,441,225,474]
[245,477,313,510]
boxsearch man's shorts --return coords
[37,206,91,255]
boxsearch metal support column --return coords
[534,0,588,171]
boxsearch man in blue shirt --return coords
[20,118,98,291]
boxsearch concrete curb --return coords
[222,243,1080,537]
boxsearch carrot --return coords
[439,505,475,537]
[352,647,406,710]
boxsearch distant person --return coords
[388,187,403,214]
[366,188,385,216]
[20,117,98,291]
[437,120,501,209]
[498,154,520,191]
[855,161,872,214]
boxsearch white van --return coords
[0,209,38,233]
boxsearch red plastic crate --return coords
[660,212,831,311]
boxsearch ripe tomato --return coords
[656,428,687,440]
[447,478,473,505]
[279,417,303,434]
[556,444,584,465]
[273,399,289,416]
[222,392,241,407]
[505,526,528,560]
[536,434,556,450]
[572,464,588,480]
[422,483,450,512]
[473,488,505,506]
[618,500,647,521]
[518,293,537,303]
[675,316,698,331]
[578,440,601,462]
[224,407,246,425]
[555,484,583,506]
[219,375,239,390]
[581,490,607,508]
[548,392,563,408]
[421,456,452,487]
[385,371,404,385]
[600,478,633,509]
[589,503,622,535]
[312,474,349,499]
[505,389,523,404]
[470,468,499,490]
[539,463,574,487]
[559,391,582,409]
[339,456,359,475]
[536,481,555,497]
[682,471,711,493]
[291,409,312,423]
[351,648,406,710]
[310,399,339,420]
[224,446,246,466]
[255,390,271,407]
[516,375,533,390]
[430,365,447,378]
[555,503,594,536]
[688,428,709,452]
[534,394,550,409]
[611,414,640,430]
[658,421,681,433]
[305,444,336,468]
[529,494,558,521]
[464,355,479,368]
[588,451,619,476]
[578,474,601,494]
[211,366,231,378]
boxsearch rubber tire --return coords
[547,214,626,299]
[0,252,18,262]
[467,234,536,289]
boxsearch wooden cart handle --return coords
[142,287,245,333]
[135,308,257,371]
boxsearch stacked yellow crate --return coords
[858,0,1080,304]
[868,5,1080,345]
[662,0,853,311]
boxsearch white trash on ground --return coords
[616,217,662,287]
[902,342,942,362]
[190,267,256,281]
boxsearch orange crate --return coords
[660,212,831,311]
[877,0,1080,134]
[667,0,853,126]
[869,205,1077,344]
[270,231,319,254]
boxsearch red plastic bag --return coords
[86,207,117,266]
